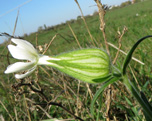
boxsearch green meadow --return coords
[0,0,152,120]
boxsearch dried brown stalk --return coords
[104,87,110,121]
[94,1,111,120]
[74,0,95,46]
[108,42,144,65]
[76,80,81,116]
[42,34,57,55]
[94,0,110,55]
[68,23,82,48]
[7,10,19,65]
[23,94,32,121]
[86,83,93,99]
[0,100,14,120]
[14,107,18,121]
[35,33,38,47]
[113,26,128,64]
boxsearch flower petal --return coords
[15,66,36,79]
[11,38,37,54]
[4,62,35,74]
[38,55,60,65]
[8,45,37,61]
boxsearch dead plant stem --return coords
[7,9,19,65]
[68,23,82,48]
[113,26,127,64]
[108,42,144,65]
[35,33,38,47]
[74,0,95,46]
[0,100,14,120]
[94,0,110,55]
[42,34,57,55]
[94,1,111,120]
[14,107,18,121]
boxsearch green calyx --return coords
[47,48,111,83]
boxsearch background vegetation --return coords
[0,0,152,120]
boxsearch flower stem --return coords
[122,75,152,119]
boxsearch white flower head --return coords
[5,38,111,83]
[4,38,53,79]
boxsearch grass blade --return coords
[90,77,120,118]
[122,35,152,75]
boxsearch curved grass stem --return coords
[123,35,152,75]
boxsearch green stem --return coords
[122,75,152,119]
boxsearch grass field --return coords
[0,0,152,120]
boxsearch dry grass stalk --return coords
[68,23,82,48]
[42,34,57,55]
[26,98,53,119]
[39,66,51,77]
[108,26,127,121]
[0,115,5,121]
[104,87,111,121]
[74,0,95,46]
[35,33,38,47]
[113,116,117,121]
[113,26,128,64]
[94,1,111,120]
[94,0,110,55]
[108,25,127,121]
[7,9,19,65]
[0,100,14,120]
[108,42,144,65]
[14,107,18,121]
[23,94,32,121]
[36,105,53,119]
[76,80,81,116]
[86,83,93,99]
[13,10,19,36]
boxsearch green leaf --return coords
[143,110,152,121]
[124,96,142,120]
[90,77,120,118]
[142,81,149,91]
[140,91,152,111]
[122,35,152,75]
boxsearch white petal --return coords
[38,55,60,65]
[38,55,53,65]
[5,62,35,74]
[8,45,38,61]
[11,38,37,54]
[15,66,36,79]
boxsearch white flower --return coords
[4,38,57,79]
[5,38,111,83]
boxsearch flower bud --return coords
[48,49,111,83]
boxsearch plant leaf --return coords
[140,91,152,111]
[90,77,120,118]
[122,35,152,75]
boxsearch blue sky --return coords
[0,0,129,44]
